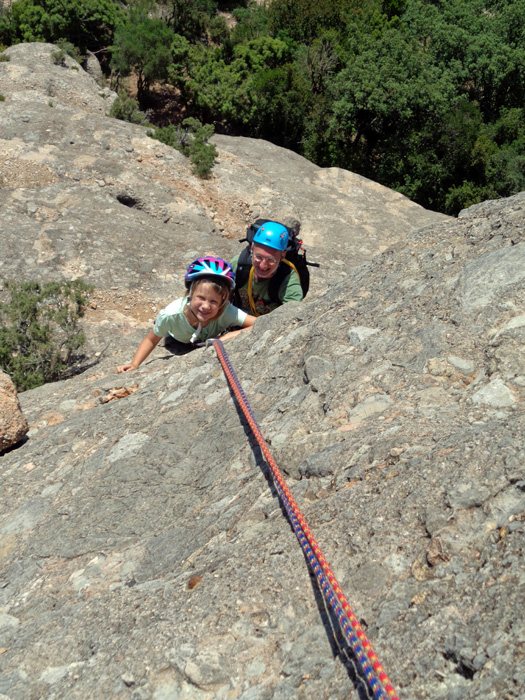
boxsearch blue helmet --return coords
[253,221,289,252]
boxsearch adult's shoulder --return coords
[278,266,303,302]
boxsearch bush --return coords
[0,279,93,392]
[57,38,81,60]
[147,117,217,178]
[51,48,67,66]
[110,90,149,125]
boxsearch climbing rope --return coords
[212,339,400,700]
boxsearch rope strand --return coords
[212,339,400,700]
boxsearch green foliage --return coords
[325,27,455,172]
[0,0,124,55]
[149,123,190,150]
[401,0,525,119]
[3,0,523,214]
[230,5,269,45]
[185,117,217,178]
[445,180,494,216]
[250,64,312,147]
[147,117,217,178]
[268,0,369,44]
[55,37,81,61]
[382,0,406,19]
[297,0,525,213]
[109,90,149,125]
[295,30,341,94]
[169,35,294,131]
[51,48,67,66]
[0,93,5,101]
[111,6,175,99]
[159,0,217,42]
[0,279,93,392]
[484,107,525,199]
[208,13,229,44]
[0,52,10,61]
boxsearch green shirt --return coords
[153,297,247,343]
[230,254,303,316]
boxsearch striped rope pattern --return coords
[212,339,400,700]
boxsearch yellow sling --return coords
[247,259,299,317]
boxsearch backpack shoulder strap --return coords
[232,247,252,308]
[268,261,294,304]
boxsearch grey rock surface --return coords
[0,43,524,700]
[0,43,447,304]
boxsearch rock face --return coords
[0,43,448,303]
[0,371,28,451]
[0,43,524,700]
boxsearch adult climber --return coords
[230,220,303,317]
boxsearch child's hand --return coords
[116,363,137,373]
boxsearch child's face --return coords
[189,282,226,325]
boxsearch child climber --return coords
[116,257,255,373]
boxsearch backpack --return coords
[233,219,319,308]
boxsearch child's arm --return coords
[220,314,256,342]
[116,330,163,373]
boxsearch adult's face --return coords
[251,243,283,280]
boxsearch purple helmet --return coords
[185,256,236,290]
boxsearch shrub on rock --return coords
[0,279,93,391]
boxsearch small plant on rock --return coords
[57,38,82,61]
[51,40,81,67]
[51,49,67,66]
[0,279,93,391]
[110,90,149,125]
[147,118,217,179]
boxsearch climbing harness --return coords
[247,258,300,317]
[212,339,400,700]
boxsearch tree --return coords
[295,30,341,95]
[111,8,175,101]
[0,0,123,56]
[169,35,294,128]
[325,27,455,171]
[401,0,525,119]
[268,0,370,44]
[227,4,269,47]
[250,64,311,147]
[158,0,216,41]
